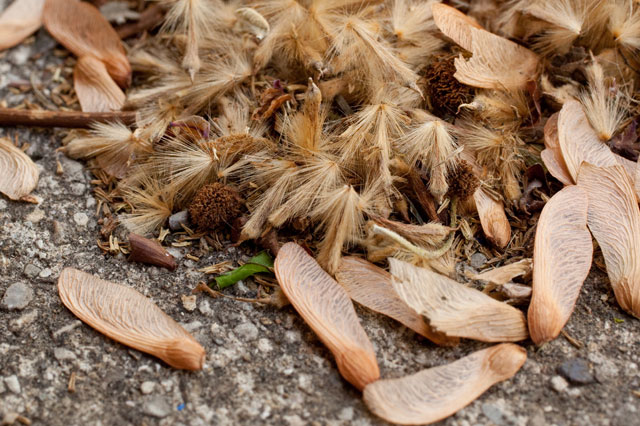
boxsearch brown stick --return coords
[0,108,137,128]
[116,4,165,39]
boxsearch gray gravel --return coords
[1,28,640,426]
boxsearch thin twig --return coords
[116,4,164,39]
[0,108,136,128]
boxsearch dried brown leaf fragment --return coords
[390,259,528,342]
[57,268,205,369]
[577,164,640,318]
[0,0,44,51]
[363,343,527,425]
[43,0,131,87]
[528,185,593,344]
[335,257,457,346]
[0,138,39,201]
[274,243,380,390]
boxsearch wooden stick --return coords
[0,108,137,128]
[116,4,164,39]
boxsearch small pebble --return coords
[39,268,52,278]
[557,358,595,385]
[140,381,155,395]
[26,207,45,224]
[1,282,34,310]
[73,212,89,227]
[5,375,21,394]
[54,348,77,362]
[142,395,172,418]
[0,199,7,210]
[168,210,189,231]
[234,321,259,341]
[550,375,568,392]
[181,294,197,312]
[470,252,488,269]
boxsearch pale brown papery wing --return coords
[43,0,131,87]
[57,268,205,370]
[335,257,456,346]
[74,56,126,113]
[0,137,39,200]
[431,3,483,51]
[390,259,528,342]
[0,0,44,50]
[274,243,380,390]
[469,259,532,286]
[363,343,527,425]
[473,188,511,248]
[577,164,640,318]
[557,100,617,182]
[528,185,593,344]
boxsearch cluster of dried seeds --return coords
[1,0,640,423]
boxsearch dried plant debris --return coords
[557,100,618,183]
[528,186,593,344]
[6,0,640,420]
[390,259,528,342]
[432,3,539,90]
[73,55,126,112]
[58,268,205,370]
[577,164,640,318]
[473,188,512,249]
[363,343,527,425]
[43,0,131,87]
[128,233,177,271]
[0,0,44,50]
[188,183,244,230]
[335,256,457,346]
[274,243,379,390]
[468,259,532,286]
[0,138,39,202]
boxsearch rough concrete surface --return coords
[1,27,640,426]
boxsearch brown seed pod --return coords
[188,183,243,230]
[424,53,473,114]
[447,160,480,201]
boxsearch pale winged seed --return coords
[57,268,206,370]
[0,138,39,201]
[43,0,131,88]
[74,56,126,113]
[528,186,593,344]
[274,243,380,390]
[468,259,532,286]
[557,100,617,183]
[432,3,539,90]
[0,0,44,51]
[335,257,457,346]
[431,3,483,52]
[473,188,511,249]
[577,164,640,318]
[390,259,528,342]
[541,112,573,185]
[453,27,540,90]
[363,343,527,425]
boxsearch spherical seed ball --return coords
[447,160,480,201]
[424,53,473,114]
[188,183,243,230]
